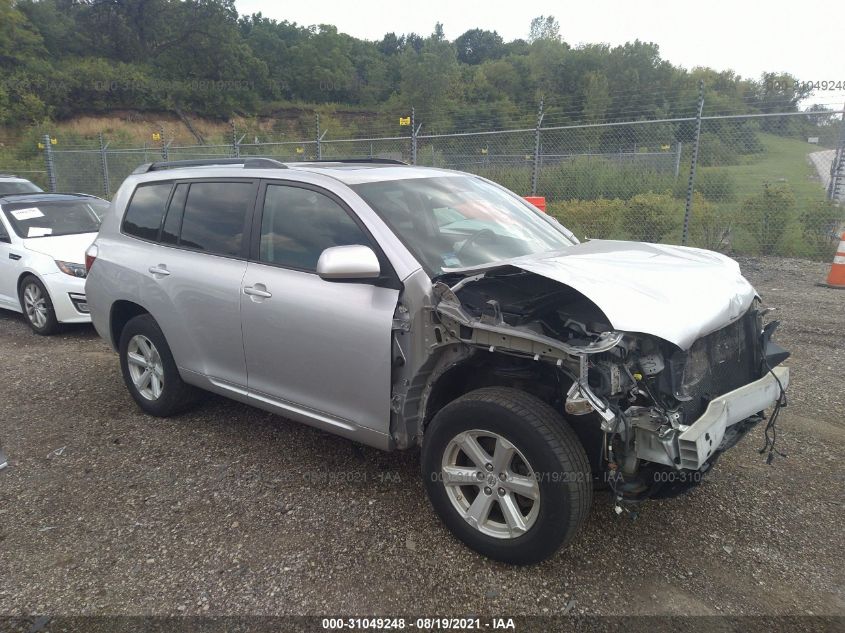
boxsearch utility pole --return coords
[682,80,705,246]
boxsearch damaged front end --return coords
[427,266,790,509]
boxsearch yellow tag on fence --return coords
[399,117,411,126]
[295,147,304,154]
[152,132,161,141]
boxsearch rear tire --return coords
[422,387,592,564]
[119,313,201,417]
[19,275,59,336]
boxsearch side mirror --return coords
[316,245,381,280]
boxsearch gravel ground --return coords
[1,256,843,619]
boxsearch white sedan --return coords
[0,192,109,335]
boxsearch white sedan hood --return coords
[466,240,757,350]
[23,233,97,265]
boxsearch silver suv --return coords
[86,158,789,564]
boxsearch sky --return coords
[236,0,844,109]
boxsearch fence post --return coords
[43,134,57,193]
[531,98,545,196]
[231,120,239,158]
[316,113,322,160]
[827,102,845,203]
[682,80,705,246]
[159,125,169,161]
[98,132,110,198]
[411,107,417,165]
[674,142,683,178]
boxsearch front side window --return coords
[3,199,106,239]
[259,184,371,271]
[178,182,253,257]
[352,176,575,276]
[122,183,172,241]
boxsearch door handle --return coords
[148,265,171,277]
[8,253,21,261]
[243,284,272,298]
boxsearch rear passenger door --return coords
[240,181,399,434]
[122,179,257,389]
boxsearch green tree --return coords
[528,15,561,43]
[454,29,505,65]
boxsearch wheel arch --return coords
[17,270,47,297]
[423,352,569,429]
[421,352,603,475]
[109,300,151,350]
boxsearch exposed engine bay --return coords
[426,265,790,511]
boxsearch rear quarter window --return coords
[122,183,173,241]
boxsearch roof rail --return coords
[0,173,19,178]
[132,158,288,175]
[309,158,409,165]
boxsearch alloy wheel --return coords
[22,283,49,329]
[126,334,165,400]
[441,429,541,539]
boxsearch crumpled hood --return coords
[464,240,757,350]
[24,233,97,264]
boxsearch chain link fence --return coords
[40,106,845,260]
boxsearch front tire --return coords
[422,387,592,564]
[119,314,200,417]
[19,275,59,335]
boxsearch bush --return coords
[693,168,737,203]
[697,132,740,167]
[688,193,731,251]
[536,157,678,201]
[622,192,681,243]
[547,198,625,240]
[798,199,845,260]
[735,183,796,255]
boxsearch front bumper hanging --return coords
[634,366,790,470]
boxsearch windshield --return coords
[351,175,575,276]
[0,180,43,195]
[2,199,106,239]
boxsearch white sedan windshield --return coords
[352,176,575,275]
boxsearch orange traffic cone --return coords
[824,232,845,289]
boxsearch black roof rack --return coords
[132,158,288,175]
[308,158,408,165]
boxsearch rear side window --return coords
[179,182,253,257]
[160,183,188,245]
[258,184,371,271]
[122,183,172,241]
